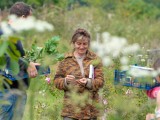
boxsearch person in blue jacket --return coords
[0,2,39,120]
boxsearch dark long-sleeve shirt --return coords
[0,29,29,89]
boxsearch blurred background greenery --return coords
[1,0,160,120]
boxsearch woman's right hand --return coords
[65,75,75,84]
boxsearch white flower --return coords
[10,16,35,31]
[137,54,143,57]
[1,15,54,36]
[121,65,129,71]
[141,59,145,62]
[112,50,120,58]
[41,103,46,108]
[0,22,13,37]
[151,70,158,77]
[102,56,113,66]
[108,13,114,19]
[104,36,127,57]
[92,43,105,57]
[102,32,110,42]
[35,20,54,32]
[37,47,43,50]
[91,42,99,52]
[122,43,140,55]
[91,32,142,69]
[120,56,128,65]
[126,89,133,95]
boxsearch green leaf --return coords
[8,41,21,58]
[55,53,64,61]
[6,49,19,61]
[44,36,60,55]
[90,57,101,67]
[10,59,19,75]
[8,36,20,44]
[0,56,6,68]
[0,41,8,56]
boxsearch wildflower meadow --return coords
[0,0,160,120]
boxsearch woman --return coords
[54,28,104,120]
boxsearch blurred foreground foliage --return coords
[0,36,22,74]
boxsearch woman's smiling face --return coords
[74,37,89,56]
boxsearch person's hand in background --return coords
[27,62,40,78]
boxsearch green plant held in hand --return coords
[25,36,64,63]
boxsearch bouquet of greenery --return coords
[24,36,64,64]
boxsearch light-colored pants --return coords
[0,90,27,120]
